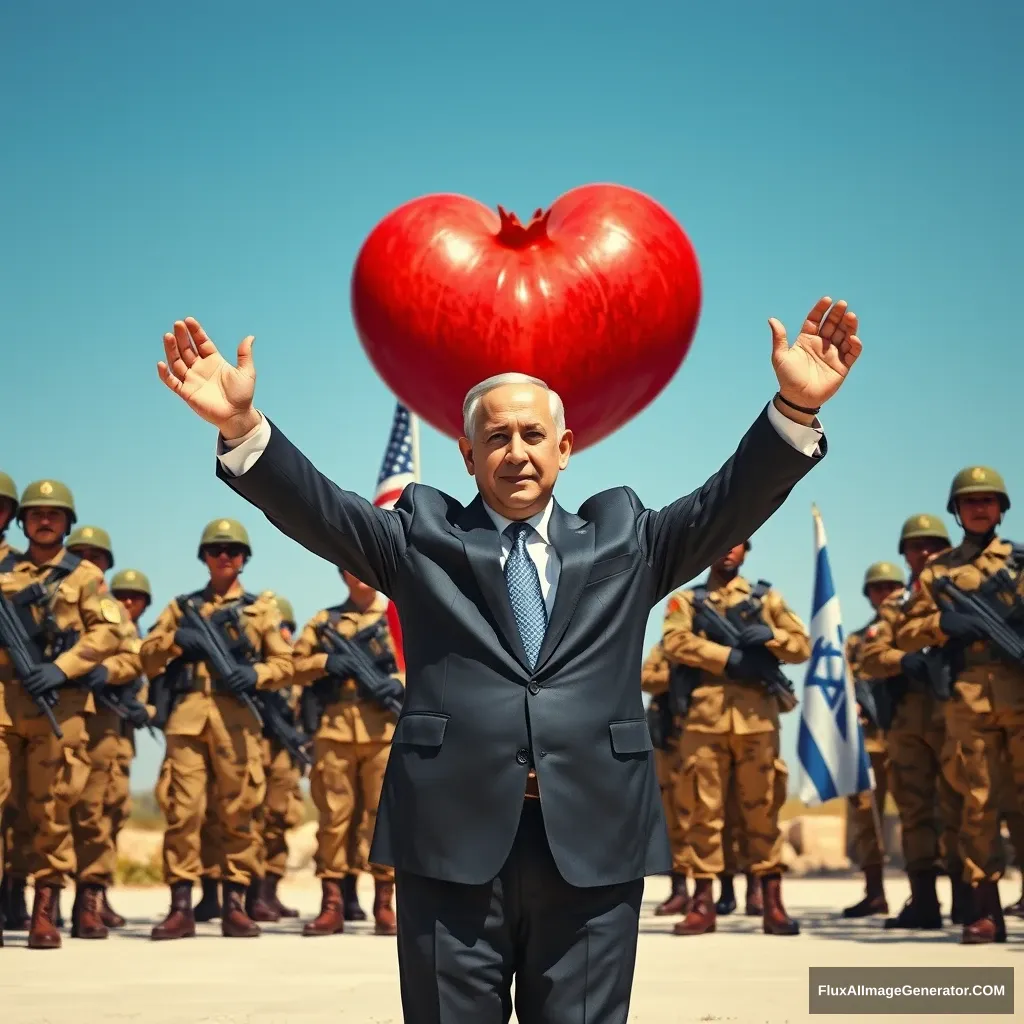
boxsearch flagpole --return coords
[411,412,421,483]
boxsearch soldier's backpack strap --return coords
[45,551,82,585]
[0,550,21,573]
[690,584,709,611]
[1008,542,1024,571]
[751,579,772,601]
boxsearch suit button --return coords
[528,682,540,695]
[516,748,529,765]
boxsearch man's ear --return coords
[557,429,574,470]
[458,437,475,476]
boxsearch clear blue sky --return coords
[2,2,1020,790]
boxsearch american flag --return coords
[373,401,419,669]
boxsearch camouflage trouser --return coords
[677,729,788,879]
[944,697,1024,885]
[722,782,749,875]
[253,739,304,879]
[846,749,889,869]
[655,742,686,874]
[2,772,32,879]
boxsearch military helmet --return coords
[947,466,1010,514]
[67,525,114,566]
[863,561,903,595]
[265,592,295,628]
[197,517,251,559]
[17,479,76,527]
[0,471,18,512]
[898,513,950,554]
[111,568,152,600]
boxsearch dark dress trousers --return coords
[216,405,823,1022]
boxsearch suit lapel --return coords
[455,496,532,672]
[534,502,594,672]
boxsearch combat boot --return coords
[714,873,736,915]
[654,872,690,916]
[303,879,345,936]
[762,874,799,935]
[151,881,196,941]
[221,881,260,937]
[962,881,1007,944]
[245,877,279,923]
[373,879,398,936]
[842,864,888,918]
[193,876,221,922]
[27,884,62,949]
[341,873,366,921]
[265,873,298,918]
[884,870,942,930]
[100,888,127,929]
[745,872,763,916]
[1,877,30,930]
[70,883,109,939]
[674,878,716,935]
[1002,876,1024,919]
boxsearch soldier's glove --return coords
[938,610,985,643]
[80,665,110,693]
[225,664,258,695]
[173,627,208,659]
[379,676,405,705]
[123,697,153,729]
[23,662,68,698]
[736,623,774,647]
[724,647,777,682]
[325,651,357,679]
[900,652,932,683]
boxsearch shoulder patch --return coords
[865,624,879,640]
[99,597,122,624]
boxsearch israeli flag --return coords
[796,505,872,805]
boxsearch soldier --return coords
[840,561,903,918]
[247,592,303,922]
[140,518,294,940]
[896,468,1024,944]
[640,641,689,916]
[0,480,121,949]
[663,540,809,937]
[292,569,404,936]
[61,528,147,938]
[0,472,18,564]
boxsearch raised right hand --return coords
[157,317,260,438]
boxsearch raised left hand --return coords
[770,297,862,409]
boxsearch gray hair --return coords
[462,372,566,438]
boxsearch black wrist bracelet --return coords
[775,392,821,415]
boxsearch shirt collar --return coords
[481,497,555,544]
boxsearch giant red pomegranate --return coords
[350,184,701,451]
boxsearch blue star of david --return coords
[806,635,850,740]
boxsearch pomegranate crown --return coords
[495,205,552,248]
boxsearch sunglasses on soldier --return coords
[203,543,247,558]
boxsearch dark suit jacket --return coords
[217,406,822,887]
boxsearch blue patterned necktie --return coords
[504,522,547,667]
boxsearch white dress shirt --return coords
[216,402,824,601]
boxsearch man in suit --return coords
[155,296,861,1022]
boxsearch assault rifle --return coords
[646,693,674,749]
[0,589,63,737]
[316,618,403,716]
[692,598,799,713]
[933,571,1024,667]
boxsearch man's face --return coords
[69,545,112,573]
[712,542,748,575]
[23,506,69,546]
[458,384,572,520]
[903,537,948,577]
[957,493,1002,535]
[115,592,148,622]
[866,581,902,610]
[201,542,246,587]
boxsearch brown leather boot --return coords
[27,884,62,949]
[884,870,942,929]
[2,877,30,930]
[222,881,260,937]
[762,874,799,935]
[100,888,127,929]
[963,881,1007,944]
[373,879,398,936]
[193,877,221,922]
[71,884,109,939]
[245,878,279,923]
[842,864,888,917]
[745,872,764,916]
[303,879,345,936]
[341,873,367,921]
[654,873,690,916]
[674,878,716,935]
[265,874,298,918]
[714,873,736,915]
[151,881,196,941]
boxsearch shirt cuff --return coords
[216,412,271,477]
[766,399,823,458]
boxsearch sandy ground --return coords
[1,874,1019,1023]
